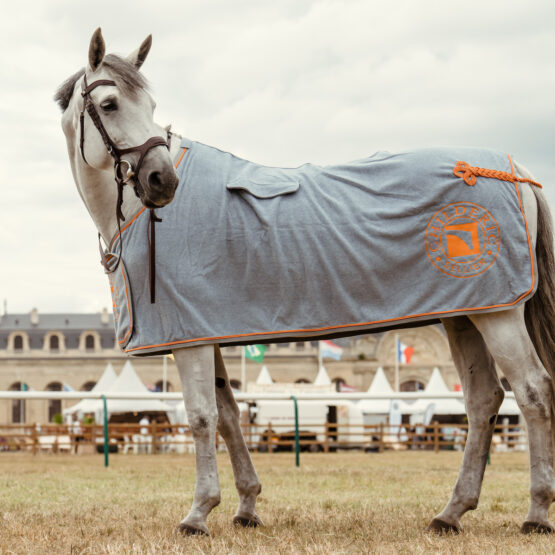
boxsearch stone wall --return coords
[0,324,458,424]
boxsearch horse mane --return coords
[54,54,149,112]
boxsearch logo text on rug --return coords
[425,202,500,278]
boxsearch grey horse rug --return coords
[105,138,539,356]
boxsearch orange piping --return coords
[117,264,133,345]
[124,151,537,354]
[109,148,189,249]
[174,147,188,169]
[508,154,536,300]
[125,287,535,353]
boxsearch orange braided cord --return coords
[453,161,542,188]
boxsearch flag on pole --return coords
[320,339,343,360]
[397,339,414,364]
[245,344,267,363]
[338,382,358,393]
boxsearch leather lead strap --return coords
[148,209,163,304]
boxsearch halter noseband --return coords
[80,73,168,303]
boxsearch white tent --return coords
[63,362,117,417]
[255,365,273,385]
[357,367,394,415]
[425,367,450,394]
[66,361,173,421]
[314,365,331,385]
[410,367,466,416]
[101,360,174,418]
[357,367,402,426]
[498,395,521,416]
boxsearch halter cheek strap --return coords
[79,74,168,190]
[80,73,169,303]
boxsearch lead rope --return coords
[145,127,173,303]
[148,209,162,303]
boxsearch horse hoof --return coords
[520,521,555,534]
[425,518,462,535]
[177,522,210,536]
[233,513,264,528]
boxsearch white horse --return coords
[56,29,555,536]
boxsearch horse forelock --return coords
[54,68,85,112]
[54,54,149,112]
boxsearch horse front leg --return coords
[214,345,263,527]
[173,345,220,536]
[427,316,504,534]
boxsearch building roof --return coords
[0,311,113,331]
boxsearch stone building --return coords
[0,308,457,424]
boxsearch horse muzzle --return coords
[135,167,179,208]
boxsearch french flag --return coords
[397,339,414,364]
[320,339,343,360]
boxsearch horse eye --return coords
[100,99,118,112]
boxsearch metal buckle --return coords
[117,159,135,184]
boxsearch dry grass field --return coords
[0,451,553,554]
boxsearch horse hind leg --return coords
[427,316,504,534]
[214,346,263,527]
[471,307,555,533]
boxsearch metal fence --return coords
[0,421,526,455]
[0,391,522,466]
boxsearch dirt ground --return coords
[0,451,552,554]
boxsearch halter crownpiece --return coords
[80,73,169,303]
[79,73,169,201]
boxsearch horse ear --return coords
[88,28,105,72]
[127,35,152,70]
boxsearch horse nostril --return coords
[148,171,163,189]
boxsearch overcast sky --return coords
[1,0,554,315]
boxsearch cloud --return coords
[1,0,554,313]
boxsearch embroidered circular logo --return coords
[425,202,500,278]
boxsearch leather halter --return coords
[80,73,168,303]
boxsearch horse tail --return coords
[523,185,555,457]
[524,186,555,376]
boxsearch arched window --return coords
[49,335,60,352]
[46,382,63,422]
[81,381,97,392]
[85,334,95,351]
[155,380,173,392]
[295,378,310,384]
[9,382,27,423]
[229,379,241,391]
[295,342,305,351]
[400,380,425,392]
[13,335,24,351]
[332,377,345,392]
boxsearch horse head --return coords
[56,28,178,216]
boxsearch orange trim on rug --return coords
[174,147,188,169]
[123,150,537,355]
[109,207,146,250]
[508,154,536,303]
[117,264,133,345]
[109,148,189,249]
[453,160,542,188]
